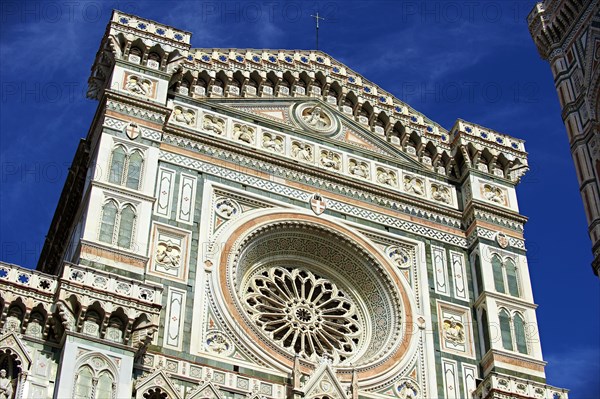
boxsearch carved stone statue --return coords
[0,369,13,399]
[302,106,330,130]
[351,369,359,399]
[292,353,301,390]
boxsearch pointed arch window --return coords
[492,254,505,293]
[117,204,136,248]
[505,258,520,297]
[99,200,118,244]
[96,371,114,399]
[74,366,94,399]
[513,312,528,354]
[491,254,521,298]
[73,359,117,399]
[98,199,137,250]
[108,145,145,190]
[498,308,529,354]
[499,308,513,350]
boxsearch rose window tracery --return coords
[243,267,361,362]
[222,217,413,372]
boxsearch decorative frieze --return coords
[166,102,460,209]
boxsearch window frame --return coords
[98,198,138,250]
[490,253,521,298]
[498,307,529,355]
[107,144,145,191]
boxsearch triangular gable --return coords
[212,99,426,170]
[134,369,182,399]
[187,381,225,399]
[301,361,347,399]
[0,332,32,371]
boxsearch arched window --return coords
[73,358,117,399]
[513,312,528,354]
[492,255,505,293]
[126,151,144,189]
[117,204,136,248]
[74,366,94,399]
[499,308,513,351]
[98,200,137,250]
[505,258,520,297]
[108,145,144,190]
[99,201,118,244]
[491,254,521,298]
[109,146,127,184]
[96,371,114,399]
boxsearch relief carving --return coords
[431,183,452,204]
[376,167,397,187]
[320,150,341,170]
[442,319,466,344]
[155,241,181,270]
[482,183,507,205]
[215,197,241,219]
[202,114,225,134]
[291,141,313,161]
[172,106,196,126]
[233,123,255,144]
[403,175,424,195]
[348,159,369,179]
[124,74,152,97]
[301,105,332,130]
[262,133,284,153]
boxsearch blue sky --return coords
[1,0,598,396]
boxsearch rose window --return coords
[243,267,361,362]
[224,219,409,369]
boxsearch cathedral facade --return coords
[529,0,600,276]
[0,11,568,399]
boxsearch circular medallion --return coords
[294,102,338,135]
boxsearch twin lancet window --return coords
[99,200,137,249]
[73,365,115,399]
[99,145,144,249]
[108,145,144,190]
[491,254,520,297]
[499,309,528,354]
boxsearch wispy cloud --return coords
[545,347,600,398]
